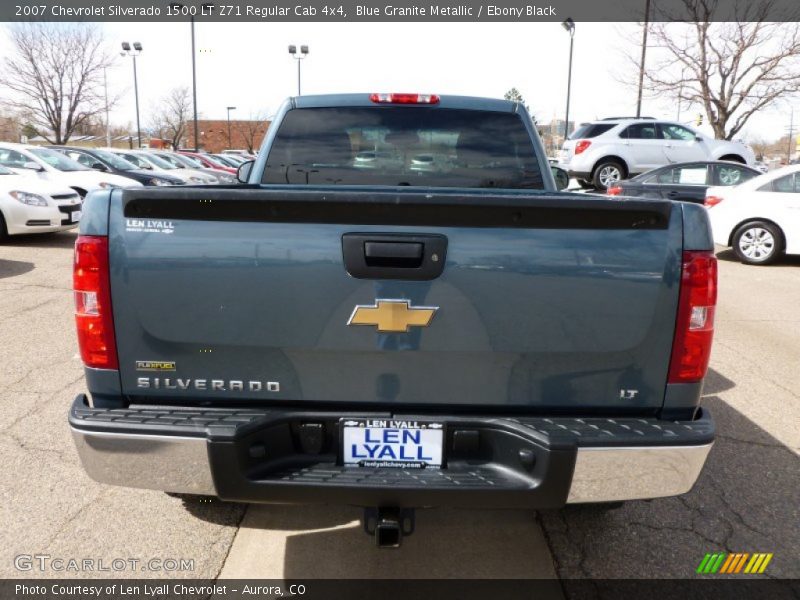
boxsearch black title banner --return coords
[7,0,800,22]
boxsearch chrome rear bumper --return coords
[72,429,216,496]
[567,443,712,503]
[70,396,714,506]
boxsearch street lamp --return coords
[170,2,214,151]
[288,44,309,96]
[636,0,652,118]
[120,41,143,148]
[226,106,236,149]
[561,19,575,140]
[103,67,111,147]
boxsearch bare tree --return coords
[235,112,270,153]
[150,87,191,150]
[636,0,800,140]
[747,135,770,160]
[0,24,115,144]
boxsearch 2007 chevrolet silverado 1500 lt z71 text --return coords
[70,93,716,546]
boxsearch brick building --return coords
[184,119,270,153]
[0,116,20,142]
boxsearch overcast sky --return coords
[2,21,796,142]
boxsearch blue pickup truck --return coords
[69,93,716,546]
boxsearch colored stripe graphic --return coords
[699,552,773,575]
[734,553,749,573]
[745,554,761,573]
[758,554,773,573]
[710,553,726,573]
[719,554,736,574]
[705,553,720,573]
[697,554,712,573]
[724,553,739,573]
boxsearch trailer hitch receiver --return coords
[363,507,415,548]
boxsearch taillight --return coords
[668,251,717,383]
[705,195,723,208]
[369,93,440,104]
[607,186,623,196]
[574,140,592,155]
[74,235,118,369]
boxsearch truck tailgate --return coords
[110,187,680,411]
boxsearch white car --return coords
[560,118,755,191]
[0,143,141,198]
[705,164,800,265]
[106,149,217,185]
[0,163,83,239]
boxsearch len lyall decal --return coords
[696,552,773,574]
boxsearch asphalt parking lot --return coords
[0,231,797,583]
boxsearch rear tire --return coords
[577,178,594,189]
[0,212,8,243]
[732,221,784,265]
[592,159,625,191]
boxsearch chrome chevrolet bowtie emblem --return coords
[348,299,438,333]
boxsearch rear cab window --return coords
[262,107,543,189]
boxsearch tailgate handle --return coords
[364,241,423,268]
[342,233,447,280]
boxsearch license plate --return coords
[70,210,82,223]
[341,419,444,468]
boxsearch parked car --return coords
[211,153,246,168]
[0,163,83,240]
[607,161,761,203]
[222,149,257,159]
[70,93,716,548]
[105,149,217,185]
[177,150,238,175]
[0,143,141,198]
[148,151,238,184]
[560,117,756,191]
[48,146,184,187]
[705,164,800,265]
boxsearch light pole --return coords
[103,67,111,147]
[120,42,143,148]
[226,106,236,149]
[561,19,575,140]
[288,45,309,96]
[636,0,652,118]
[169,3,209,151]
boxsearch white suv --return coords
[559,118,755,190]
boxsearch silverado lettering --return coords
[136,378,280,392]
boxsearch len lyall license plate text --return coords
[342,419,444,468]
